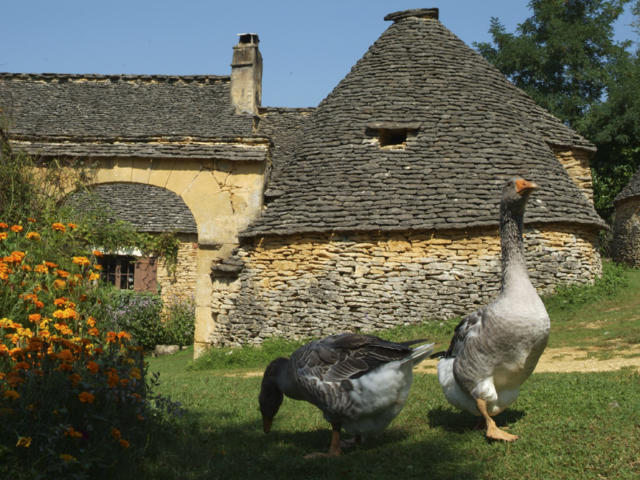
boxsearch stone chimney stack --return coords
[230,33,262,115]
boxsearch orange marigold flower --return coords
[53,279,66,289]
[105,331,117,343]
[73,256,91,266]
[69,373,82,387]
[35,300,44,308]
[16,436,32,448]
[0,232,7,241]
[65,427,83,439]
[87,316,96,327]
[119,439,130,448]
[87,327,99,336]
[10,225,23,233]
[57,349,74,362]
[56,269,70,278]
[27,217,36,223]
[3,390,20,400]
[53,308,77,321]
[54,297,68,306]
[88,272,101,281]
[93,264,103,270]
[111,427,121,440]
[106,369,119,387]
[26,232,40,240]
[92,250,104,257]
[21,264,32,272]
[78,391,95,404]
[28,313,42,323]
[87,361,99,374]
[44,261,58,268]
[14,361,30,370]
[34,264,48,274]
[52,222,66,232]
[117,331,131,341]
[67,223,77,230]
[0,222,8,229]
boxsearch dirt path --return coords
[413,345,640,375]
[225,345,640,378]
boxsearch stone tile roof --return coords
[615,168,640,204]
[242,9,604,238]
[66,183,197,234]
[256,107,314,199]
[0,73,256,141]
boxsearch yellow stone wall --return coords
[156,235,198,304]
[553,148,594,203]
[204,225,601,349]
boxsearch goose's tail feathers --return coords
[409,342,434,366]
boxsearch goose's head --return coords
[259,357,288,433]
[502,177,539,214]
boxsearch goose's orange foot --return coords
[486,424,518,442]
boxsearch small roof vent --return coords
[384,8,439,22]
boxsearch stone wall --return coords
[206,225,601,348]
[612,198,640,266]
[157,234,198,304]
[553,148,594,203]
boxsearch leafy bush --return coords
[97,290,164,350]
[161,296,195,347]
[97,292,195,350]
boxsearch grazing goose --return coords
[259,333,434,456]
[434,177,550,442]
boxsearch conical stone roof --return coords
[242,8,605,238]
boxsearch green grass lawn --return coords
[139,263,640,479]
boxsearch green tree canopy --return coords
[475,0,639,221]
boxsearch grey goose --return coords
[259,333,433,456]
[434,177,550,441]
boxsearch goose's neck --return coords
[277,363,302,399]
[500,205,532,294]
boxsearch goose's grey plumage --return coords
[435,177,550,441]
[259,333,434,456]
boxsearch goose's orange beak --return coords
[515,179,539,194]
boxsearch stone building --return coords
[612,168,640,266]
[0,8,605,355]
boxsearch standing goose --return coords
[259,333,434,456]
[434,177,550,442]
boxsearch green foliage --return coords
[475,0,639,220]
[543,260,629,311]
[97,292,195,350]
[160,296,195,347]
[97,290,164,350]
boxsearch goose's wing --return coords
[443,308,485,358]
[294,333,413,384]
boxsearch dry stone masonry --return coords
[210,226,601,346]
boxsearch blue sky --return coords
[2,1,637,107]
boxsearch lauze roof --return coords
[242,9,605,238]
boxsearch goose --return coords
[259,333,434,456]
[434,177,550,442]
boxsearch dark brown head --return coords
[258,357,288,433]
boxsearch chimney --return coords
[230,33,262,115]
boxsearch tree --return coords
[475,0,638,221]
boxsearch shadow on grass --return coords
[136,409,485,480]
[427,406,526,434]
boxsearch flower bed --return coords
[0,219,153,478]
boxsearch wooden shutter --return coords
[134,257,158,292]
